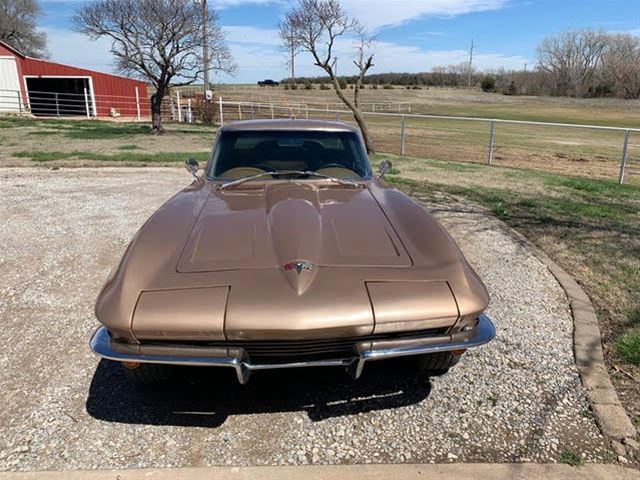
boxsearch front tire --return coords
[415,352,460,376]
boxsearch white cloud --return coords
[213,0,509,29]
[341,0,509,30]
[622,29,640,36]
[43,27,116,73]
[223,25,281,46]
[43,23,529,85]
[218,26,529,83]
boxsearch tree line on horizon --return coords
[280,30,640,100]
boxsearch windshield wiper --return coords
[219,170,360,190]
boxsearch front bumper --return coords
[90,314,495,384]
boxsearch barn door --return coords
[0,56,22,113]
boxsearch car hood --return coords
[177,182,412,277]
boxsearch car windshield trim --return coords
[218,170,361,190]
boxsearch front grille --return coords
[156,327,449,364]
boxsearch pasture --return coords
[213,87,640,184]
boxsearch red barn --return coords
[0,40,149,118]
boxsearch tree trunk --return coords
[150,91,165,134]
[352,108,376,155]
[329,76,376,154]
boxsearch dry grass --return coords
[214,88,640,185]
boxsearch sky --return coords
[38,0,640,84]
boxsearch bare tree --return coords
[601,34,640,99]
[0,0,47,57]
[280,0,376,154]
[73,0,235,133]
[537,29,607,97]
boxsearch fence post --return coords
[17,91,22,116]
[487,120,495,165]
[618,129,630,185]
[271,104,275,119]
[135,87,141,121]
[400,116,406,156]
[176,91,182,122]
[187,99,192,123]
[238,103,242,120]
[336,112,340,121]
[55,93,60,118]
[83,88,90,119]
[219,96,224,126]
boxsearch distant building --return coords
[0,40,149,118]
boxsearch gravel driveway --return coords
[0,168,609,471]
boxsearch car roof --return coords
[219,119,359,133]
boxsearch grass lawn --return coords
[0,118,215,167]
[376,153,640,428]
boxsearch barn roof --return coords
[0,40,26,58]
[0,40,146,86]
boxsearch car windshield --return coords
[207,130,372,180]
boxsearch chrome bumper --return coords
[90,314,495,384]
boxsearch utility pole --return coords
[201,0,210,92]
[467,39,474,88]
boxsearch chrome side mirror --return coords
[378,159,393,179]
[185,158,199,179]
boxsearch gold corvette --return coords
[90,119,495,384]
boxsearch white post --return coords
[187,99,192,123]
[55,93,60,118]
[487,121,495,165]
[305,106,309,119]
[135,87,141,121]
[271,104,275,119]
[17,91,22,116]
[219,96,224,126]
[83,88,90,118]
[619,129,630,185]
[238,103,242,120]
[176,91,182,122]
[400,116,406,156]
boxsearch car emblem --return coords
[283,261,315,274]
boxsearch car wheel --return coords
[122,362,176,385]
[414,352,460,376]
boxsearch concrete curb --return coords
[503,225,638,458]
[0,464,639,480]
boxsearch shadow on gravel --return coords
[86,359,432,427]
